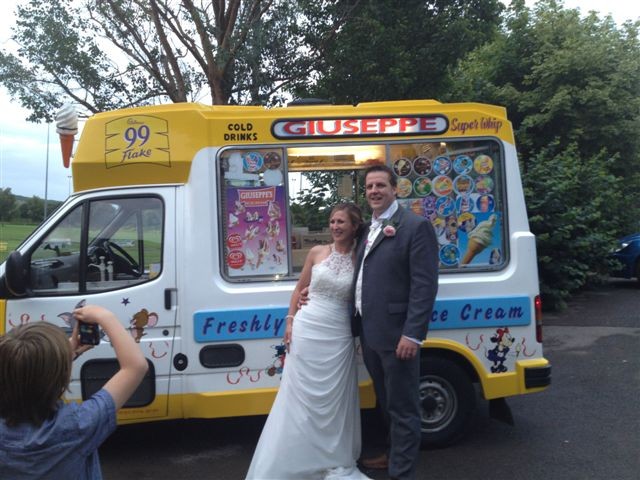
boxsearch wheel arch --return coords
[421,339,483,387]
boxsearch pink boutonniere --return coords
[382,224,396,237]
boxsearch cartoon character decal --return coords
[266,343,287,377]
[226,342,287,385]
[487,327,514,373]
[465,327,537,373]
[129,308,159,343]
[149,340,170,359]
[226,367,262,384]
[8,312,43,328]
[57,299,105,342]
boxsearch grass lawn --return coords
[0,223,38,263]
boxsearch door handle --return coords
[164,288,177,310]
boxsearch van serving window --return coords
[219,138,506,282]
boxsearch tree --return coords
[0,0,361,121]
[292,0,505,230]
[448,0,640,308]
[18,196,46,223]
[0,188,16,221]
[302,0,504,103]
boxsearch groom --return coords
[354,164,439,480]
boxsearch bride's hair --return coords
[331,203,364,239]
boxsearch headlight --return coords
[614,242,629,253]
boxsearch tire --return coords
[419,356,476,449]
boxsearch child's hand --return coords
[69,321,95,360]
[73,304,113,324]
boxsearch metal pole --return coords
[44,123,49,220]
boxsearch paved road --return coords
[100,279,640,480]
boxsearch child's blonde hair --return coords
[0,322,72,426]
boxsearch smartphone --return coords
[78,322,100,345]
[74,299,101,345]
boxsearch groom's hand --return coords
[297,286,310,308]
[395,336,419,360]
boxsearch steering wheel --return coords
[104,240,141,277]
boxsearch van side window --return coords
[219,149,289,279]
[30,205,83,292]
[28,196,163,295]
[86,197,163,291]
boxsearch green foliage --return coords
[290,170,370,231]
[0,188,16,222]
[449,0,640,308]
[303,0,504,103]
[0,189,62,224]
[523,146,626,309]
[1,0,133,120]
[290,172,340,231]
[0,0,362,119]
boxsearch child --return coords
[0,305,148,479]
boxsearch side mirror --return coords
[4,251,30,297]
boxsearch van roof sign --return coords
[71,101,512,193]
[271,115,448,139]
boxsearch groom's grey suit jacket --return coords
[353,205,439,351]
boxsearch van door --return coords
[4,187,177,421]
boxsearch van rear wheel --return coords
[419,356,476,448]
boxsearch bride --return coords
[246,203,371,480]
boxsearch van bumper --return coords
[524,363,552,389]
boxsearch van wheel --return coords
[419,357,476,448]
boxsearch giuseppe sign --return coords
[271,115,448,139]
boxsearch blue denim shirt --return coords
[0,389,116,479]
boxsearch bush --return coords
[523,144,627,309]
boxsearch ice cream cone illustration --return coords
[256,239,270,268]
[55,103,78,168]
[461,239,486,264]
[461,214,497,264]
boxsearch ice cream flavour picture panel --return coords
[225,185,289,277]
[390,140,505,269]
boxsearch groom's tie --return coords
[363,219,382,257]
[355,220,382,314]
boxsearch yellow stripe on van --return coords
[0,300,5,335]
[115,381,376,425]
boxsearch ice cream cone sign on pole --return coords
[55,103,78,168]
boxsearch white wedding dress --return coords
[246,246,370,480]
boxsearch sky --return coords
[0,0,638,203]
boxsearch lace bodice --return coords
[309,245,354,304]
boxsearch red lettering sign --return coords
[238,187,276,207]
[272,115,448,139]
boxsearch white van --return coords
[0,99,550,447]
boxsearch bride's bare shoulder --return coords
[308,244,332,264]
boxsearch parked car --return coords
[611,233,640,281]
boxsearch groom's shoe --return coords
[360,452,388,470]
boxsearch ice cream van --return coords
[0,99,550,447]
